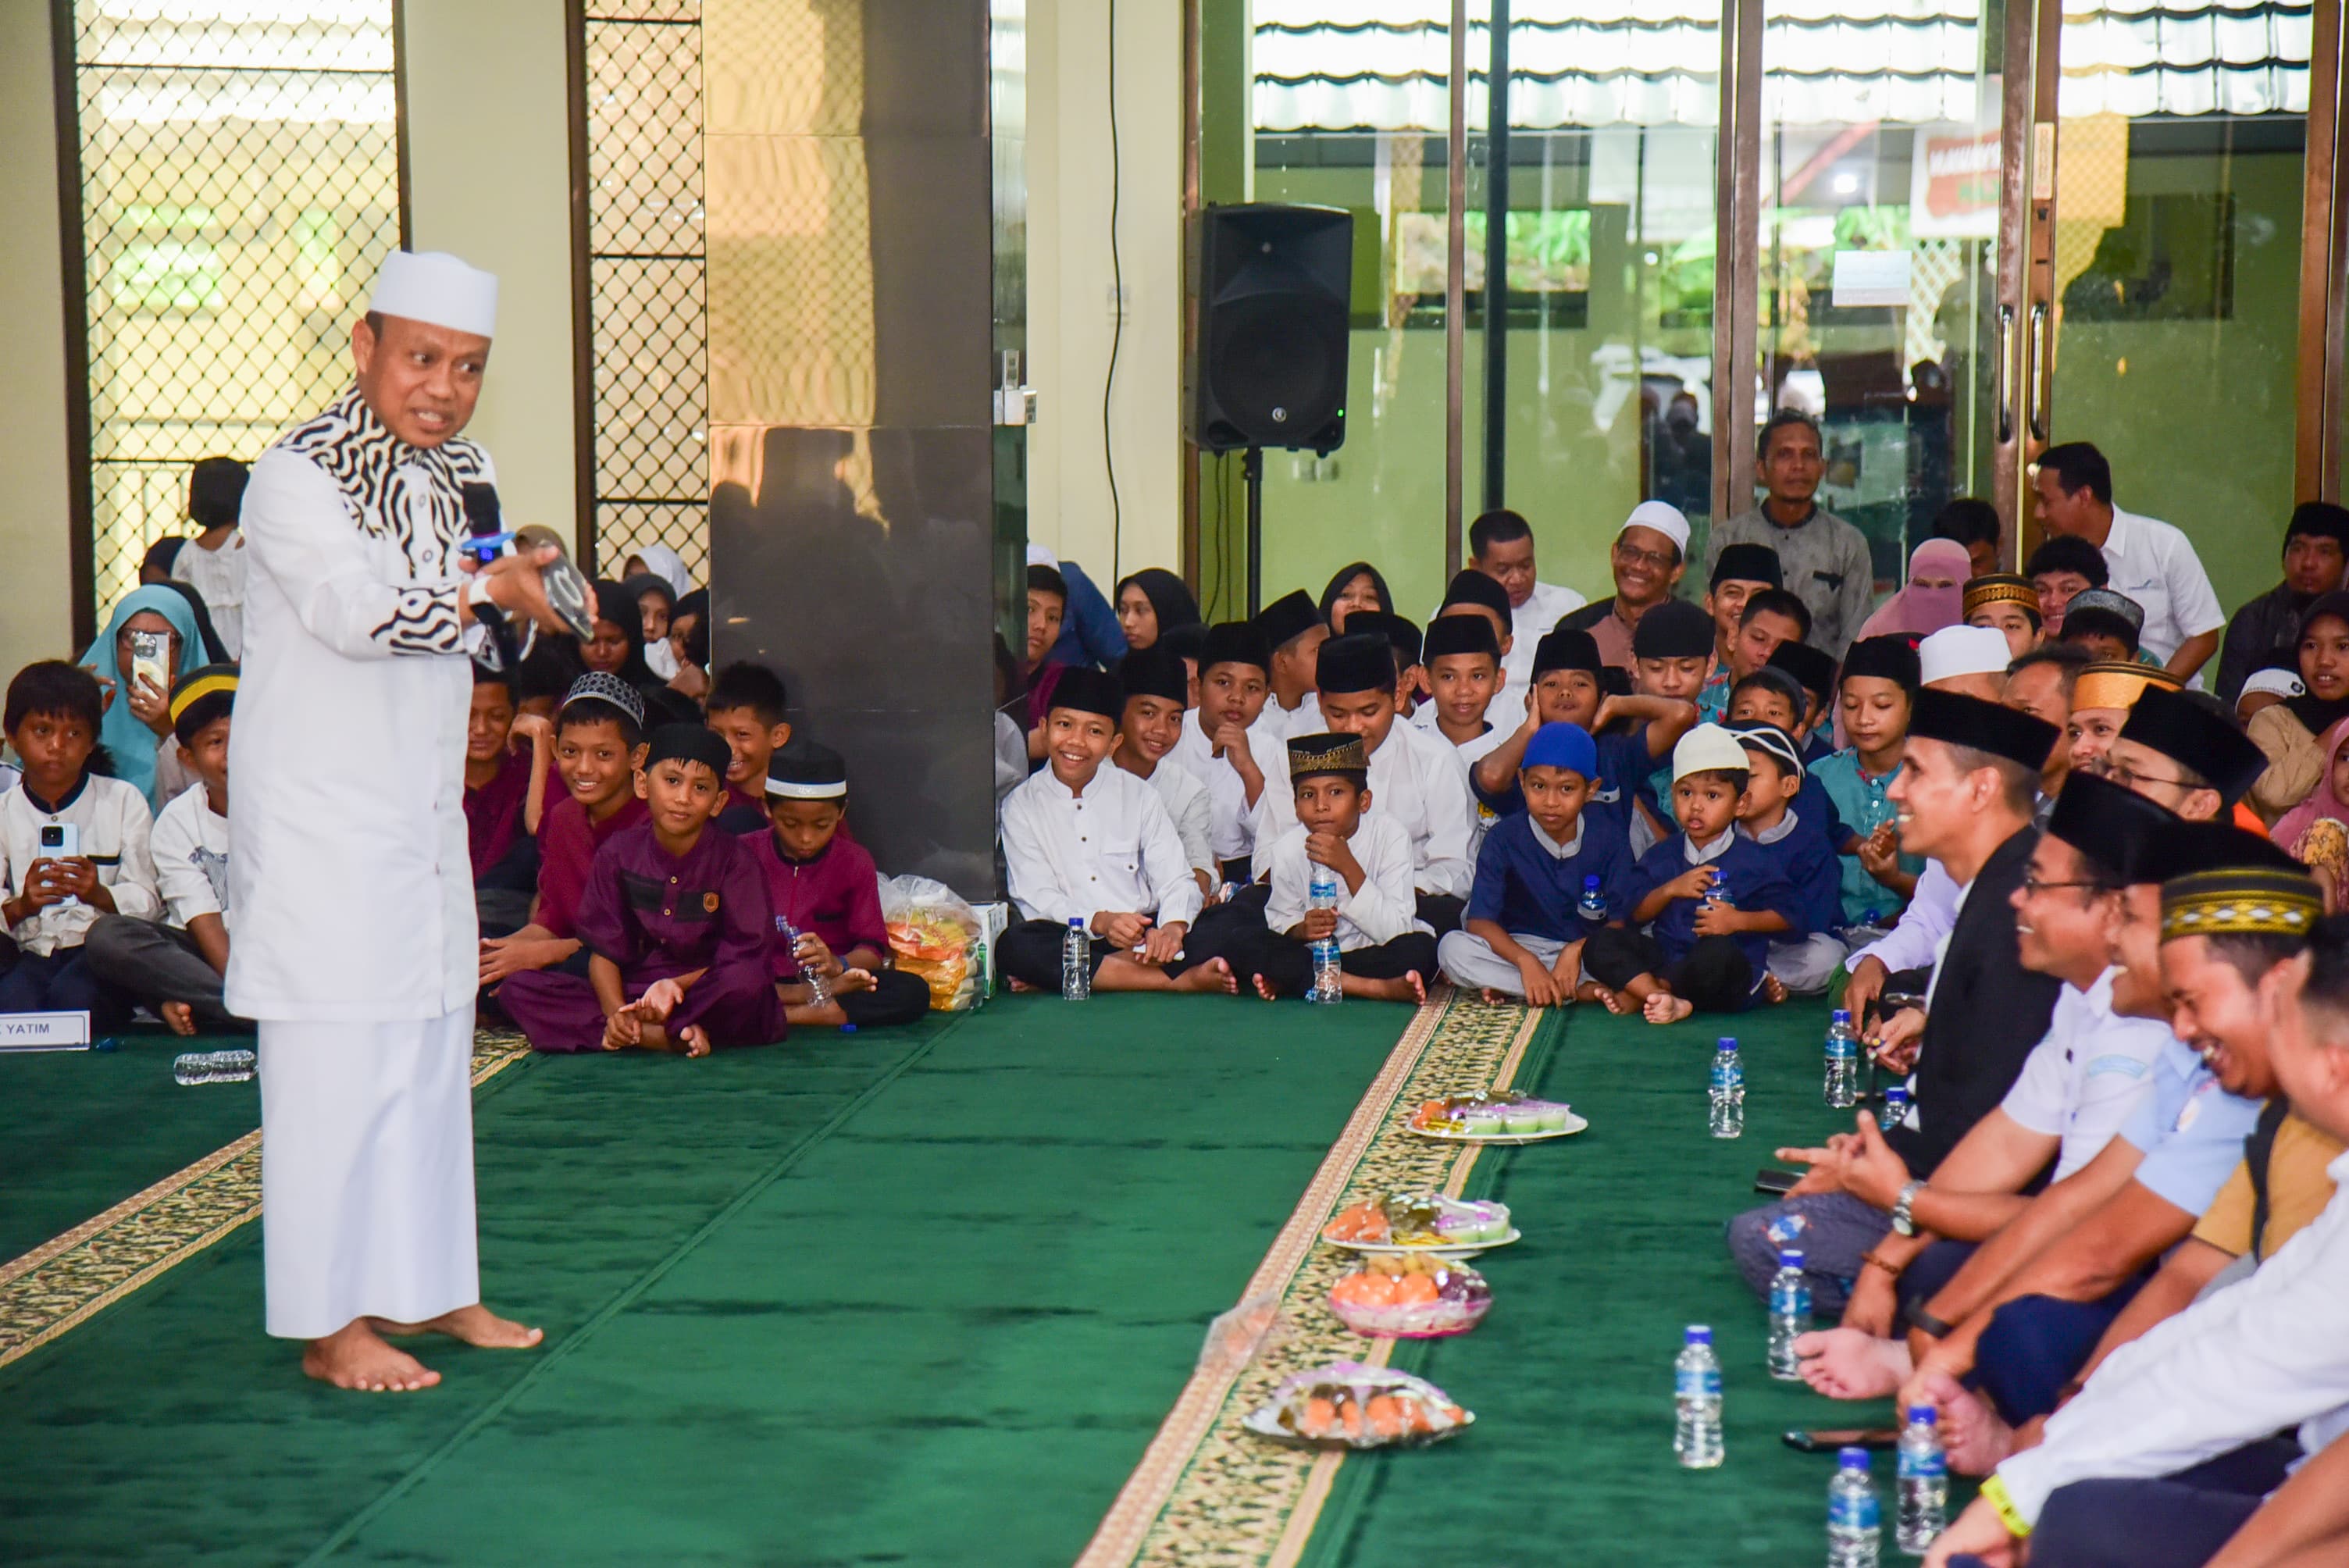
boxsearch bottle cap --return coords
[1832,1008,1851,1024]
[1778,1249,1804,1266]
[1907,1405,1937,1424]
[1838,1447,1870,1469]
[1716,1037,1738,1051]
[1887,1085,1909,1102]
[1684,1324,1712,1344]
[1068,917,1085,928]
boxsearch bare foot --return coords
[831,968,875,996]
[679,1024,712,1058]
[1762,973,1790,1004]
[1343,971,1427,1005]
[1934,1380,2017,1474]
[160,1000,197,1036]
[1793,1326,1911,1400]
[1252,974,1281,1002]
[1479,987,1510,1006]
[1575,979,1631,1014]
[1007,977,1035,993]
[786,1000,850,1028]
[1642,992,1693,1025]
[1174,957,1237,995]
[303,1319,441,1392]
[372,1302,545,1350]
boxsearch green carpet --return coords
[0,995,1407,1566]
[2,1031,257,1261]
[1299,1000,1967,1566]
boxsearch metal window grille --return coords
[62,1,403,637]
[580,0,709,583]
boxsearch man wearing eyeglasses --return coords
[1708,410,1879,660]
[2097,685,2273,832]
[1555,501,1691,671]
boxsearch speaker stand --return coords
[1242,446,1264,617]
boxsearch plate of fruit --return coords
[1327,1253,1492,1338]
[1406,1090,1584,1143]
[1320,1192,1518,1256]
[1241,1361,1474,1448]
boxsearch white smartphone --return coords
[37,821,81,907]
[128,629,169,701]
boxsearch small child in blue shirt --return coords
[1584,724,1805,1025]
[1473,629,1695,846]
[1724,721,1845,994]
[1809,634,1923,935]
[1438,722,1635,1006]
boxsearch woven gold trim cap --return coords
[1287,732,1369,778]
[2073,661,2183,714]
[2160,867,2325,942]
[1963,575,2039,617]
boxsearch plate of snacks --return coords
[1328,1253,1492,1338]
[1406,1090,1584,1143]
[1241,1361,1474,1448]
[1321,1192,1519,1256]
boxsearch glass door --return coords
[2024,0,2311,619]
[1752,0,2009,595]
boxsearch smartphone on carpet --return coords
[1754,1168,1801,1196]
[1784,1427,1898,1453]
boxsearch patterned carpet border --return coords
[1076,989,1547,1568]
[0,1032,535,1372]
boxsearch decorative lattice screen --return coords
[66,1,401,631]
[582,0,710,582]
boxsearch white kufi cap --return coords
[1918,624,2012,686]
[1620,500,1691,557]
[1672,722,1752,783]
[369,249,498,338]
[1025,541,1060,569]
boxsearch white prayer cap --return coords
[1918,624,2012,686]
[1672,722,1751,783]
[2238,666,2306,705]
[369,250,498,338]
[1619,500,1691,557]
[1025,542,1060,569]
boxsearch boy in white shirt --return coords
[998,668,1230,995]
[1166,621,1289,886]
[86,665,242,1034]
[0,662,161,1028]
[1113,647,1215,900]
[1228,732,1433,1004]
[169,457,251,657]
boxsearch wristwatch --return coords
[1891,1178,1926,1237]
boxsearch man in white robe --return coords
[228,251,578,1392]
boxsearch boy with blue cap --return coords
[1438,722,1636,1004]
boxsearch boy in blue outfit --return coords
[1809,634,1923,935]
[1724,720,1845,994]
[1474,628,1695,845]
[1438,722,1636,1005]
[1584,723,1805,1023]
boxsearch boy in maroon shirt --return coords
[500,725,784,1056]
[463,664,551,936]
[479,673,647,990]
[705,661,791,833]
[751,737,931,1028]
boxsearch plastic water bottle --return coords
[1826,1007,1860,1108]
[1061,918,1091,1001]
[779,918,832,1009]
[1674,1325,1723,1467]
[173,1048,255,1085]
[1767,1249,1812,1380]
[1895,1405,1948,1553]
[1709,1038,1745,1139]
[1702,868,1727,906]
[1880,1084,1909,1131]
[1577,873,1607,922]
[1827,1448,1883,1566]
[1307,863,1342,1004]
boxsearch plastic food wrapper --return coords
[1321,1191,1513,1250]
[1409,1089,1574,1136]
[1328,1253,1492,1338]
[882,875,983,1011]
[1243,1360,1473,1448]
[1196,1290,1289,1379]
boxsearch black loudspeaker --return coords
[1186,203,1353,455]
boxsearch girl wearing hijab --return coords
[1318,562,1392,634]
[620,543,695,602]
[77,584,211,807]
[1113,568,1202,651]
[1855,538,1969,643]
[2271,714,2349,907]
[626,572,681,679]
[582,579,665,702]
[2249,590,2349,821]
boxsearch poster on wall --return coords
[1910,123,2001,240]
